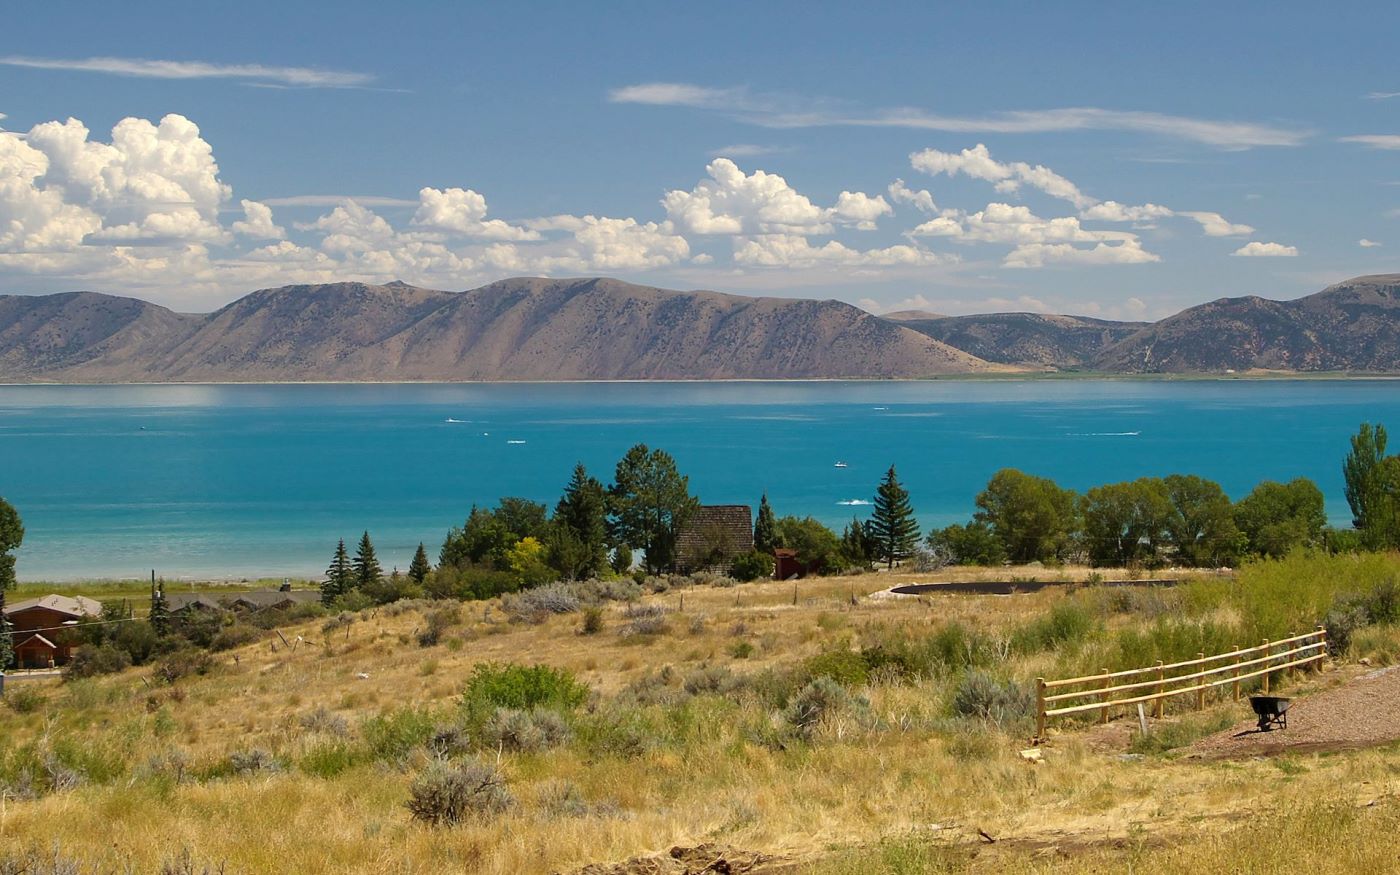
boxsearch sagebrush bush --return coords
[479,707,572,752]
[299,706,350,737]
[503,583,580,624]
[682,664,737,696]
[619,603,669,637]
[227,748,282,775]
[580,606,604,635]
[949,670,1034,727]
[406,760,513,825]
[785,676,869,739]
[209,623,260,652]
[151,648,215,685]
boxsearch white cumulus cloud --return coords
[1232,241,1298,257]
[1360,238,1382,248]
[231,199,284,239]
[663,158,893,235]
[411,187,539,240]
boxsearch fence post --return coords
[1153,660,1164,719]
[1035,678,1047,742]
[1316,624,1327,669]
[1233,645,1241,701]
[1195,652,1206,710]
[1100,668,1110,724]
[1262,638,1271,695]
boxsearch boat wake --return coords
[836,499,872,506]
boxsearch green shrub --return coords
[731,550,775,582]
[1011,601,1097,654]
[803,650,870,688]
[461,663,589,722]
[2,686,45,714]
[151,648,215,685]
[298,740,365,778]
[209,624,260,652]
[580,606,605,635]
[361,707,437,763]
[406,760,513,825]
[63,645,131,680]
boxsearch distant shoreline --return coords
[4,371,1400,388]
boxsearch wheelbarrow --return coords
[1249,695,1291,731]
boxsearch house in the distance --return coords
[3,594,103,669]
[165,587,320,617]
[675,505,754,574]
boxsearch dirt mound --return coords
[1187,665,1400,759]
[562,844,781,875]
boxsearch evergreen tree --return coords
[353,531,383,589]
[149,578,170,636]
[840,516,873,567]
[323,538,353,605]
[868,465,919,568]
[408,542,432,584]
[754,493,777,553]
[551,463,609,579]
[607,444,698,574]
[0,496,23,669]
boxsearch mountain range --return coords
[1,274,1397,382]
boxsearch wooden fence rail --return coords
[1034,626,1327,741]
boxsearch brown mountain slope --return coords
[2,278,996,382]
[897,312,1146,368]
[0,292,198,380]
[1093,274,1400,373]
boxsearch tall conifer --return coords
[754,493,777,553]
[353,531,383,589]
[869,465,919,568]
[324,538,353,605]
[408,542,432,584]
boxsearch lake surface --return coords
[0,380,1395,581]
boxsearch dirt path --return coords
[1187,665,1400,759]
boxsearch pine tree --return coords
[754,493,777,553]
[552,463,609,579]
[408,542,432,584]
[149,579,170,636]
[868,465,919,569]
[841,516,872,567]
[353,531,383,590]
[324,538,353,605]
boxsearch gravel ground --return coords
[1188,665,1400,759]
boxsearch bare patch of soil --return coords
[1187,665,1400,759]
[561,844,787,875]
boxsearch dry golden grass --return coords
[2,565,1398,874]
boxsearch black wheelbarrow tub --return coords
[1249,695,1291,730]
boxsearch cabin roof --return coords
[3,594,103,619]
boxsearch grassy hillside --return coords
[3,557,1400,873]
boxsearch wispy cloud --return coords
[0,55,374,88]
[609,82,1310,149]
[260,195,418,207]
[1366,91,1400,100]
[708,143,792,158]
[1340,134,1400,150]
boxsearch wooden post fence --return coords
[1033,627,1326,743]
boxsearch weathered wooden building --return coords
[3,595,103,668]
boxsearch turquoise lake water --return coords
[0,380,1396,581]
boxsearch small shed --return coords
[675,505,754,574]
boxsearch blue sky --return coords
[2,1,1399,316]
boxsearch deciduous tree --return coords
[0,496,20,668]
[973,469,1079,563]
[1233,478,1327,558]
[1163,474,1241,566]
